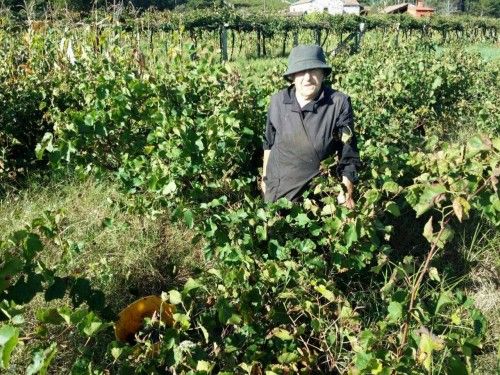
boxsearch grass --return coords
[466,43,500,61]
[0,176,203,373]
[232,0,290,12]
[435,42,500,61]
[434,216,500,374]
[460,223,500,374]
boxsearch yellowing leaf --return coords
[452,197,470,223]
[423,216,434,244]
[321,204,336,216]
[452,198,464,222]
[371,359,384,374]
[315,285,335,302]
[196,360,213,371]
[269,328,294,341]
[417,327,445,372]
[111,346,122,360]
[451,312,461,325]
[428,267,440,282]
[341,131,352,143]
[144,145,154,154]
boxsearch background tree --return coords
[468,0,500,17]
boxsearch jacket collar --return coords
[283,84,330,113]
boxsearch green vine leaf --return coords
[169,290,183,305]
[26,342,57,375]
[435,291,454,314]
[387,301,403,323]
[0,325,19,369]
[413,185,447,217]
[436,226,455,249]
[385,201,401,217]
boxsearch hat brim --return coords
[283,63,332,81]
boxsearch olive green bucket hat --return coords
[283,44,332,81]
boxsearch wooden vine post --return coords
[321,29,329,48]
[282,31,288,56]
[230,29,235,60]
[357,22,365,51]
[293,30,299,46]
[257,28,261,57]
[220,23,228,61]
[395,22,400,47]
[238,30,244,55]
[263,33,267,57]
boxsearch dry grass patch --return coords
[0,176,203,373]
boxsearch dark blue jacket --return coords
[263,84,361,202]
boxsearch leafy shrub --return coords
[0,23,498,374]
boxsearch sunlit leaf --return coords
[428,267,440,282]
[169,290,182,305]
[0,325,19,369]
[183,278,202,295]
[26,343,57,375]
[277,351,299,364]
[416,327,444,372]
[452,197,470,223]
[269,328,294,341]
[413,185,446,217]
[387,301,402,323]
[315,284,335,302]
[423,216,434,244]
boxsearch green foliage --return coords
[2,0,182,12]
[0,325,19,369]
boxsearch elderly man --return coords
[261,44,361,208]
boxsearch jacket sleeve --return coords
[335,96,361,183]
[263,103,276,151]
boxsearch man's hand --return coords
[342,176,355,209]
[262,150,270,196]
[344,195,355,209]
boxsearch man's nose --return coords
[303,71,313,80]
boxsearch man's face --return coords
[293,68,325,100]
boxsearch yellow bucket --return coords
[114,295,175,343]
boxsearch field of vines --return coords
[0,10,499,375]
